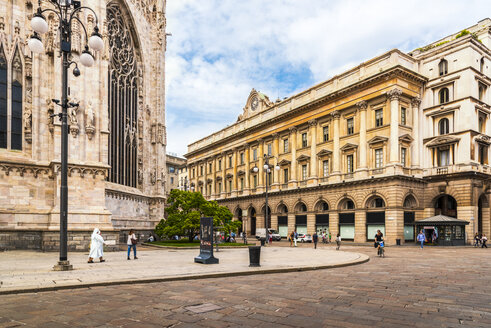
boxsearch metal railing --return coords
[436,167,448,175]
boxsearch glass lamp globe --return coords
[28,34,44,54]
[275,165,281,171]
[88,28,104,51]
[263,164,269,170]
[80,49,94,67]
[31,13,49,34]
[253,167,259,173]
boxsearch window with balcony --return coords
[302,133,308,147]
[437,148,450,166]
[347,118,354,135]
[375,109,383,127]
[323,126,329,142]
[439,118,449,135]
[302,164,307,180]
[347,154,354,173]
[283,138,289,152]
[323,160,329,177]
[401,107,407,125]
[439,59,448,76]
[401,147,407,167]
[439,88,449,104]
[375,148,383,168]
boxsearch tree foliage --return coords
[155,189,241,241]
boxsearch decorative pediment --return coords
[399,134,413,143]
[317,149,332,157]
[368,136,388,145]
[206,178,213,184]
[237,170,245,176]
[226,173,234,179]
[215,176,222,182]
[197,180,203,186]
[237,89,274,121]
[476,134,491,145]
[340,143,358,151]
[296,154,310,162]
[426,136,460,148]
[278,159,291,166]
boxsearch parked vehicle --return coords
[297,233,312,243]
[256,229,281,241]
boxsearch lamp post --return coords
[28,0,104,271]
[253,154,280,246]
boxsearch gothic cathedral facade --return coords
[0,0,167,250]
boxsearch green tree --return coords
[155,189,241,242]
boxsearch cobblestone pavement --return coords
[1,246,490,328]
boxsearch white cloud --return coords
[165,0,491,156]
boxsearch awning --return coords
[415,215,469,226]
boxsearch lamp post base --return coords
[53,260,73,271]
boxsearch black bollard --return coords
[248,246,261,267]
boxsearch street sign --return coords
[194,217,219,264]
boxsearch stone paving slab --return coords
[0,246,368,294]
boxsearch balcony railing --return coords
[344,173,354,179]
[320,177,329,183]
[281,183,288,189]
[436,166,448,175]
[372,168,383,175]
[299,180,307,186]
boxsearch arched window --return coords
[107,2,139,187]
[480,58,485,73]
[439,88,449,104]
[439,59,448,76]
[340,199,355,210]
[403,195,417,208]
[479,117,484,133]
[368,197,385,208]
[321,201,329,211]
[439,118,449,135]
[0,44,7,149]
[296,202,307,212]
[11,48,23,150]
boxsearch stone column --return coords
[309,119,318,183]
[258,139,264,188]
[272,133,280,186]
[211,156,216,197]
[245,144,250,191]
[289,127,297,185]
[329,212,339,237]
[232,148,238,194]
[411,97,421,169]
[388,88,402,164]
[332,111,341,174]
[385,208,404,246]
[221,152,226,196]
[354,210,366,242]
[307,213,316,235]
[357,101,368,174]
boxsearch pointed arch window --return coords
[107,2,139,187]
[439,118,449,135]
[439,87,449,104]
[0,45,23,151]
[0,45,7,149]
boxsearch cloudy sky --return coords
[165,0,491,157]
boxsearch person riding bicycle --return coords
[375,230,384,255]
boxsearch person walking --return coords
[289,232,294,247]
[313,231,318,249]
[294,231,298,247]
[417,230,425,249]
[335,233,341,250]
[243,231,247,245]
[474,233,480,247]
[482,234,488,248]
[127,229,138,260]
[88,228,106,263]
[329,231,332,243]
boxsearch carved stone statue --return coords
[69,104,78,125]
[85,102,95,128]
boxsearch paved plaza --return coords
[0,244,367,294]
[0,245,490,327]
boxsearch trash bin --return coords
[248,246,261,267]
[396,239,401,246]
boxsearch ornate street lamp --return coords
[253,154,280,246]
[28,0,104,271]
